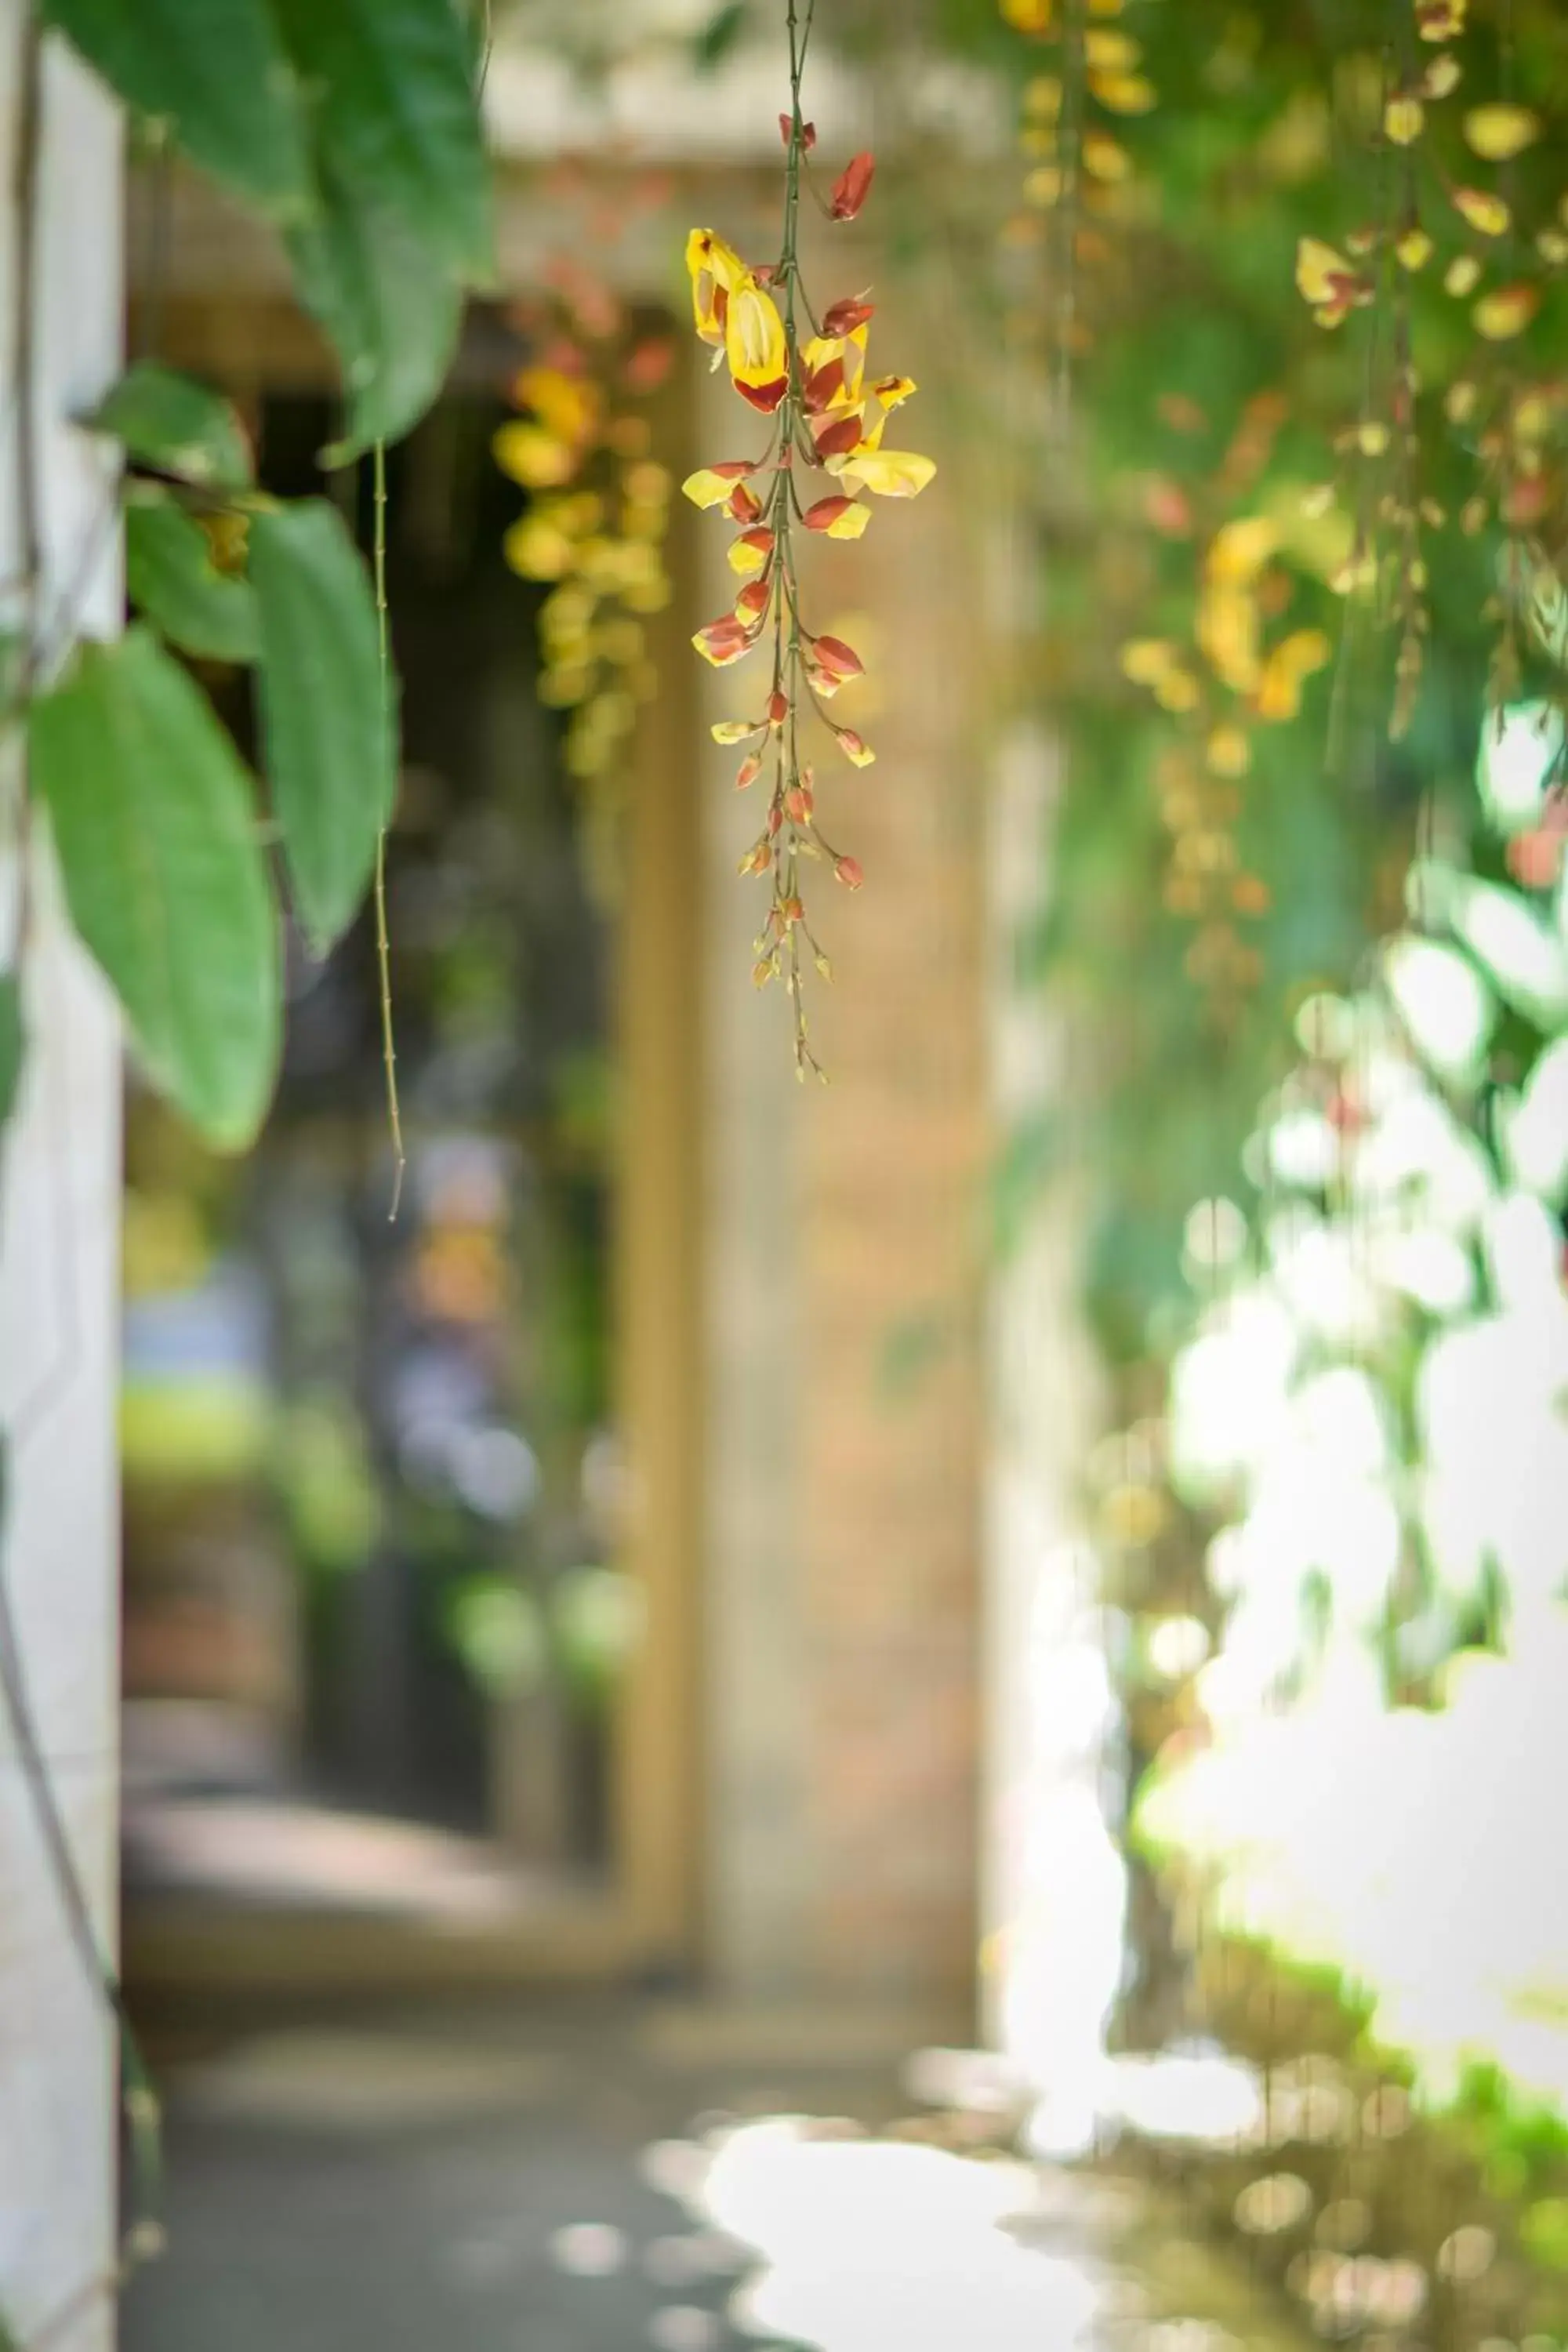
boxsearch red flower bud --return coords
[780,895,805,926]
[811,412,864,462]
[778,114,817,151]
[736,525,776,560]
[1505,474,1551,528]
[833,855,865,890]
[785,785,814,825]
[623,338,675,394]
[728,481,764,523]
[695,615,755,666]
[767,688,789,726]
[821,296,875,337]
[735,753,763,791]
[735,577,771,621]
[803,493,858,531]
[767,804,783,836]
[738,837,771,877]
[1508,829,1565,889]
[811,633,864,679]
[829,151,876,222]
[803,358,846,414]
[735,374,789,416]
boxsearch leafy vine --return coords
[682,0,935,1073]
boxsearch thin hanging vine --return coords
[683,0,935,1075]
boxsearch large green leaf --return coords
[269,0,492,282]
[83,364,254,492]
[27,629,280,1149]
[249,500,397,953]
[288,166,464,460]
[125,487,260,664]
[41,0,311,220]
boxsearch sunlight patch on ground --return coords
[641,2115,1105,2351]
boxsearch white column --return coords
[981,721,1125,2153]
[0,14,124,2350]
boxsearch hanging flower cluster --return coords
[1000,0,1156,387]
[1292,0,1566,735]
[1113,393,1334,1004]
[682,5,934,1073]
[496,251,676,796]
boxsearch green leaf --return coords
[39,0,311,220]
[693,1,749,67]
[0,974,23,1138]
[27,628,280,1149]
[82,364,254,492]
[287,167,464,459]
[125,487,260,664]
[269,0,492,283]
[248,499,397,953]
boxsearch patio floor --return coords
[120,1998,1308,2352]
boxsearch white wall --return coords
[982,720,1123,2153]
[0,15,124,2349]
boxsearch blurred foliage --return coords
[913,0,1568,1358]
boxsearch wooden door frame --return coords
[122,267,704,1996]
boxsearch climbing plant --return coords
[1,5,494,2341]
[8,0,495,1162]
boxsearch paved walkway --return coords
[121,2001,1305,2352]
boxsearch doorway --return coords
[119,307,701,1991]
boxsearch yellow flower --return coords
[1207,516,1279,583]
[1206,725,1252,777]
[803,324,869,411]
[682,466,750,509]
[1084,27,1140,68]
[833,448,936,499]
[1473,284,1541,342]
[503,513,575,580]
[515,365,598,448]
[803,494,873,539]
[1120,639,1177,685]
[727,531,774,576]
[1384,95,1425,146]
[724,275,789,413]
[1152,668,1200,714]
[1444,254,1482,296]
[1198,583,1261,693]
[872,374,916,412]
[1255,627,1331,720]
[1294,237,1368,326]
[1417,0,1465,34]
[1464,104,1541,161]
[493,422,575,489]
[685,227,746,354]
[1083,131,1133,181]
[1091,71,1157,114]
[1452,187,1510,237]
[1396,227,1433,270]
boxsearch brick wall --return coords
[699,220,989,2009]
